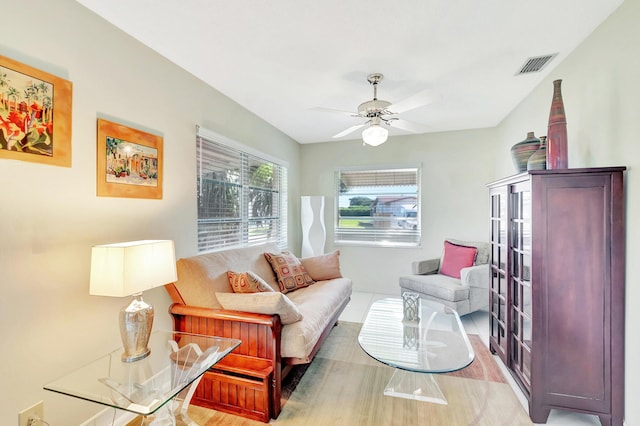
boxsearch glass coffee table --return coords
[44,330,240,425]
[358,297,474,405]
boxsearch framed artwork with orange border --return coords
[97,118,163,199]
[0,54,72,167]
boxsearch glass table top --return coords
[44,331,240,415]
[358,297,474,373]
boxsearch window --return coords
[335,166,420,247]
[196,129,288,252]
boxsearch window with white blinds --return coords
[335,166,421,247]
[197,132,287,253]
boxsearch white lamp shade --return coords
[362,124,389,146]
[90,240,177,297]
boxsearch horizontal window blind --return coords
[335,167,420,247]
[197,132,287,252]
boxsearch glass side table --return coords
[44,330,240,425]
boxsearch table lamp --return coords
[90,240,177,362]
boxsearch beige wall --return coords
[299,129,497,294]
[0,0,300,424]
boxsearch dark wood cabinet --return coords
[487,167,625,426]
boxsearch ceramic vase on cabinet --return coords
[527,136,547,170]
[301,196,326,257]
[546,79,568,169]
[511,132,541,172]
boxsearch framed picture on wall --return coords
[0,54,73,167]
[96,118,163,199]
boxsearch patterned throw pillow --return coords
[227,271,274,293]
[439,241,478,279]
[264,251,315,294]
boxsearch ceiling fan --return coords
[322,73,436,146]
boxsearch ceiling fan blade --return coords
[388,119,430,133]
[311,107,360,117]
[332,123,366,138]
[386,89,439,114]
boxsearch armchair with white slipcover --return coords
[399,238,490,316]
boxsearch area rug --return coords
[188,321,532,426]
[280,323,507,404]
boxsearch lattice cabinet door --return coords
[488,184,508,362]
[508,179,532,394]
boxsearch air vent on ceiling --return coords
[516,53,558,75]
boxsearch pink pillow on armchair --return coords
[439,241,478,279]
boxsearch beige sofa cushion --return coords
[281,277,353,358]
[215,292,302,325]
[174,243,280,308]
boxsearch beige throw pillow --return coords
[300,250,342,281]
[227,270,274,293]
[215,291,303,325]
[264,251,315,294]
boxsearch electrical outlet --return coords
[18,401,44,426]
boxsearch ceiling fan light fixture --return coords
[362,123,388,146]
[325,73,432,143]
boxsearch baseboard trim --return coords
[78,408,135,426]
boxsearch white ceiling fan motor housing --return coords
[358,99,391,117]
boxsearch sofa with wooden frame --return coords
[164,242,352,422]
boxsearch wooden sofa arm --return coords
[168,303,283,418]
[169,303,278,326]
[168,302,282,362]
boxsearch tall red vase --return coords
[546,79,568,169]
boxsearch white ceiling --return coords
[76,0,623,144]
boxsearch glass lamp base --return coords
[120,292,154,363]
[122,348,151,363]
